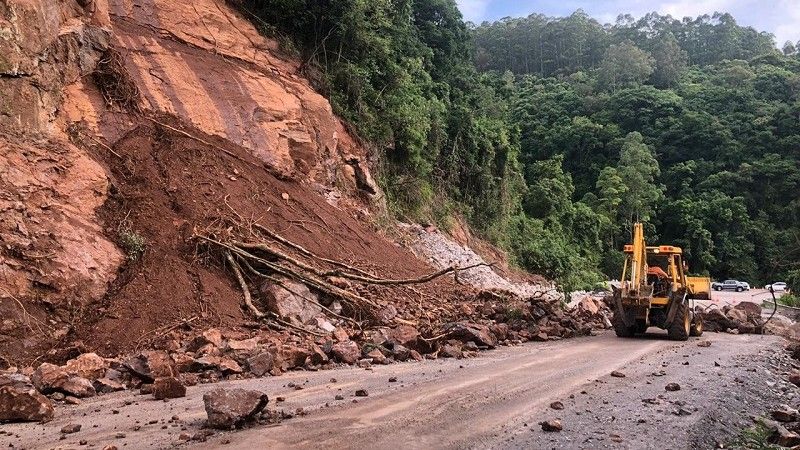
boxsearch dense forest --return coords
[238,1,800,292]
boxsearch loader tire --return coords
[690,315,703,337]
[612,310,636,338]
[668,301,690,341]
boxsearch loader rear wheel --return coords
[612,310,636,338]
[668,301,690,341]
[690,315,703,337]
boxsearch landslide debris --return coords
[0,0,615,425]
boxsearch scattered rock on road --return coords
[540,419,563,432]
[60,423,81,434]
[203,388,269,429]
[0,374,54,423]
[665,383,681,392]
[152,377,186,399]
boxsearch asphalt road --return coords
[5,331,793,449]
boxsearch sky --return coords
[456,0,800,47]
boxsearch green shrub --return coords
[118,229,146,261]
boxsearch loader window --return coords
[646,255,671,297]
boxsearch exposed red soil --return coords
[69,116,471,359]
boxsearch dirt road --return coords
[5,332,794,449]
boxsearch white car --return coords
[766,282,788,292]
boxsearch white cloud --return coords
[657,0,740,19]
[773,0,800,45]
[457,0,491,22]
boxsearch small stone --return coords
[550,401,564,410]
[540,419,562,432]
[665,383,681,392]
[388,377,397,383]
[335,394,344,400]
[610,371,626,378]
[61,423,82,434]
[697,341,711,347]
[355,389,368,397]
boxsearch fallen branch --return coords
[234,239,491,286]
[145,117,256,168]
[237,257,359,328]
[224,250,265,318]
[253,223,376,278]
[197,235,379,314]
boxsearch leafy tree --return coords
[598,41,655,90]
[651,32,688,87]
[616,132,663,224]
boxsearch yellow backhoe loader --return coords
[612,223,710,340]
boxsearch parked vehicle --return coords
[711,280,750,292]
[766,282,788,292]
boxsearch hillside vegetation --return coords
[237,2,800,291]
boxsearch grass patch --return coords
[118,228,146,261]
[779,294,800,308]
[729,422,780,450]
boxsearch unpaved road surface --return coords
[5,332,795,449]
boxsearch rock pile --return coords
[698,302,765,334]
[763,406,800,447]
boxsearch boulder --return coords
[725,307,748,325]
[171,352,203,373]
[226,338,260,355]
[332,327,350,343]
[310,345,329,365]
[439,342,462,359]
[247,352,274,377]
[152,377,186,400]
[364,349,387,365]
[203,388,269,429]
[699,308,732,331]
[260,279,322,323]
[64,353,107,380]
[93,377,124,394]
[195,356,243,375]
[540,419,563,432]
[388,325,420,349]
[771,406,800,423]
[0,374,54,422]
[124,351,175,382]
[331,341,360,364]
[60,376,96,398]
[577,297,600,315]
[444,322,497,349]
[276,345,310,370]
[489,323,509,341]
[31,363,69,394]
[186,329,224,353]
[735,301,762,316]
[392,344,410,362]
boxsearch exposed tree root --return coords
[194,225,493,326]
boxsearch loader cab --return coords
[621,245,686,306]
